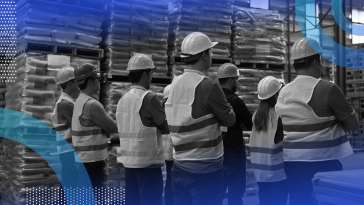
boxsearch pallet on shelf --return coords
[16,40,104,59]
[102,72,172,85]
[169,55,232,65]
[16,0,107,14]
[234,60,286,70]
[346,55,364,69]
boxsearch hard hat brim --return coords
[291,50,323,61]
[75,70,98,81]
[57,77,75,85]
[180,42,219,58]
[127,67,157,71]
[217,74,239,79]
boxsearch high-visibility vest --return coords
[116,87,164,168]
[165,72,223,161]
[163,134,173,161]
[72,93,108,163]
[51,92,74,154]
[275,76,353,161]
[250,110,286,182]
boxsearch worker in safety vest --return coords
[216,63,252,205]
[162,84,174,205]
[51,66,79,199]
[165,32,236,205]
[275,37,359,205]
[116,54,169,205]
[251,76,287,205]
[72,63,118,189]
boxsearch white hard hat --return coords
[163,85,171,99]
[257,76,282,100]
[56,66,75,85]
[291,37,323,62]
[217,63,239,79]
[181,32,218,58]
[127,53,156,71]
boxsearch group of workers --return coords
[51,31,359,205]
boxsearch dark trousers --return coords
[125,167,163,205]
[165,161,174,205]
[76,160,106,189]
[59,151,78,205]
[223,156,246,205]
[284,160,343,205]
[257,180,288,205]
[172,165,224,205]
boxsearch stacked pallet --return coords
[16,0,106,49]
[103,0,169,77]
[1,53,100,204]
[0,129,59,205]
[168,0,233,76]
[346,68,364,152]
[232,6,286,65]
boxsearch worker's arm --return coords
[60,100,74,124]
[327,85,359,133]
[90,101,118,136]
[148,94,170,135]
[274,117,284,144]
[230,97,253,131]
[207,83,235,127]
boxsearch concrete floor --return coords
[223,153,364,205]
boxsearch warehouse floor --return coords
[223,153,364,205]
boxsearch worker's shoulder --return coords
[143,91,159,103]
[314,80,336,96]
[199,77,219,91]
[87,98,103,108]
[59,98,74,108]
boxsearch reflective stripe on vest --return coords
[51,92,74,154]
[165,72,223,161]
[250,110,286,182]
[275,76,353,161]
[116,87,164,168]
[163,134,173,161]
[72,93,108,163]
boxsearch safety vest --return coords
[51,92,74,154]
[165,71,223,161]
[250,110,286,182]
[275,76,353,162]
[72,93,108,163]
[116,87,164,168]
[163,134,173,161]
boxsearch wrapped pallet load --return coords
[168,0,233,76]
[16,2,104,49]
[1,53,100,205]
[232,6,286,64]
[103,0,169,77]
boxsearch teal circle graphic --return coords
[332,0,364,36]
[0,108,96,205]
[295,0,363,69]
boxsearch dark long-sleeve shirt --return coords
[222,88,253,157]
[274,117,284,144]
[83,100,118,136]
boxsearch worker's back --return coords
[165,69,234,173]
[275,76,353,161]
